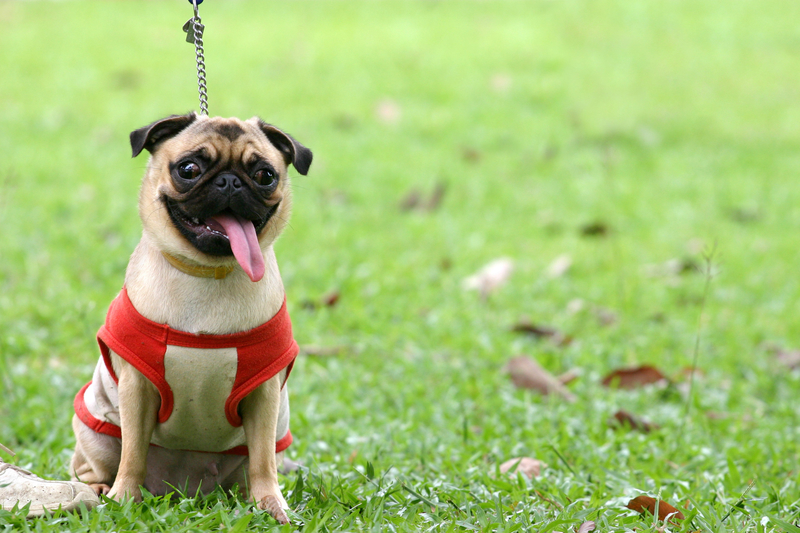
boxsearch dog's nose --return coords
[213,173,242,193]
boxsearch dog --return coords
[70,112,312,524]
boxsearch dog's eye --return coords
[254,168,276,186]
[177,162,201,180]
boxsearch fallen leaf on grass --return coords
[399,182,447,212]
[462,146,481,163]
[627,495,685,522]
[766,344,800,369]
[399,189,422,210]
[580,221,609,237]
[601,365,668,389]
[645,258,700,278]
[490,73,512,93]
[557,368,581,386]
[777,349,800,369]
[463,258,514,298]
[426,182,447,211]
[610,410,659,433]
[499,457,544,479]
[301,291,342,310]
[577,522,596,533]
[323,291,340,307]
[376,98,401,124]
[594,306,617,326]
[511,320,572,347]
[505,356,576,402]
[546,254,572,278]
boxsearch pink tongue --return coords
[208,213,265,282]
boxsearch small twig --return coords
[0,443,15,457]
[720,479,756,524]
[533,489,564,510]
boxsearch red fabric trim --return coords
[74,382,122,439]
[276,430,293,453]
[80,288,297,453]
[97,292,173,423]
[116,288,294,349]
[74,382,292,455]
[224,341,298,427]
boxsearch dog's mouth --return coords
[165,199,278,282]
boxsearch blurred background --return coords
[2,1,800,523]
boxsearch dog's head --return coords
[131,113,312,282]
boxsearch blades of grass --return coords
[720,479,756,524]
[548,444,577,477]
[228,513,253,533]
[679,243,717,433]
[401,483,440,508]
[767,517,800,533]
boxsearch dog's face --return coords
[131,113,312,282]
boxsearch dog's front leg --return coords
[240,375,289,524]
[107,357,160,502]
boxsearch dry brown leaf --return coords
[348,449,358,464]
[775,348,800,369]
[577,522,596,533]
[323,291,340,307]
[490,73,512,93]
[580,221,609,237]
[645,257,700,278]
[557,368,581,386]
[399,189,422,210]
[506,355,576,402]
[400,182,447,212]
[462,146,481,163]
[627,495,685,521]
[499,457,544,479]
[376,98,401,124]
[425,182,447,211]
[547,254,572,278]
[511,320,573,347]
[610,410,659,433]
[601,365,668,389]
[463,258,514,298]
[594,306,617,326]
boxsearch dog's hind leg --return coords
[70,415,120,495]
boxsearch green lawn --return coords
[2,1,800,531]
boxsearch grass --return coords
[2,0,800,530]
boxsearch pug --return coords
[70,112,312,524]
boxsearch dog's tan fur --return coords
[70,114,310,524]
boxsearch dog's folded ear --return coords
[257,120,313,176]
[130,113,198,157]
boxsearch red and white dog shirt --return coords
[74,288,298,455]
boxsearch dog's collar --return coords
[162,252,235,280]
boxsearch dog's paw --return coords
[89,483,112,496]
[258,495,290,525]
[107,481,143,502]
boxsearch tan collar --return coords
[162,252,235,280]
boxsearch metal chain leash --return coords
[183,0,208,115]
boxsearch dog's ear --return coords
[257,120,313,176]
[130,113,198,157]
